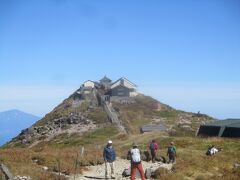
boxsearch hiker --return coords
[167,142,177,164]
[206,145,222,156]
[103,140,116,179]
[149,139,158,163]
[128,142,145,180]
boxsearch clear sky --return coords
[0,0,240,119]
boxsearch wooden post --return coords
[56,159,61,180]
[81,146,85,157]
[73,152,79,180]
[0,163,14,180]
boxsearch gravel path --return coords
[70,158,173,180]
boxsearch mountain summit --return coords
[7,77,213,147]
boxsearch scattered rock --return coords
[179,125,193,131]
[13,111,98,146]
[42,166,49,171]
[234,163,240,169]
[32,159,38,163]
[14,175,31,180]
[145,168,153,179]
[122,168,131,177]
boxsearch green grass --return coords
[135,136,240,180]
[154,110,178,118]
[46,126,119,148]
[87,109,108,123]
[111,95,213,136]
[1,132,240,179]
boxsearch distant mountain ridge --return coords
[0,109,41,145]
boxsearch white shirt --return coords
[131,148,141,163]
[210,147,219,155]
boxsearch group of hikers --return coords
[103,139,177,180]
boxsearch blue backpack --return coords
[150,143,155,151]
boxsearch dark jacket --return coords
[103,146,116,162]
[149,142,158,153]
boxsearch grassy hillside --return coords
[1,86,227,179]
[112,95,213,135]
[1,133,239,179]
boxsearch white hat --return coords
[108,140,112,144]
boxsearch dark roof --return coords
[111,77,137,88]
[100,75,112,83]
[202,119,240,128]
[140,124,166,132]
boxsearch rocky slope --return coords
[6,81,214,148]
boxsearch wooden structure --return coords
[81,76,138,98]
[100,76,112,89]
[0,163,13,180]
[110,77,137,97]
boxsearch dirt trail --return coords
[70,157,173,180]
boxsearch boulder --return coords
[155,156,166,163]
[42,166,49,171]
[145,168,154,179]
[234,163,240,169]
[141,151,151,162]
[122,168,141,178]
[153,167,170,179]
[122,168,131,177]
[233,163,240,175]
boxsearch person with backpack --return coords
[103,140,116,179]
[149,139,158,163]
[128,142,145,180]
[167,142,177,164]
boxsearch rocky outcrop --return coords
[13,112,96,145]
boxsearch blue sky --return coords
[0,0,240,119]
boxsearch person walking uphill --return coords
[128,142,145,180]
[167,142,177,164]
[103,140,116,179]
[149,139,158,163]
